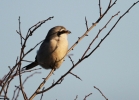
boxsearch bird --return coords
[23,26,71,70]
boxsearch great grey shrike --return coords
[23,26,71,70]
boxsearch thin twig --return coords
[68,56,75,66]
[94,86,108,100]
[21,60,34,63]
[16,30,25,40]
[24,40,44,57]
[40,87,45,100]
[21,68,42,74]
[85,16,89,31]
[26,17,54,37]
[83,93,92,100]
[98,0,102,17]
[16,16,24,46]
[18,63,28,100]
[69,72,82,81]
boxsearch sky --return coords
[0,0,139,100]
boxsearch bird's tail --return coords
[22,62,38,70]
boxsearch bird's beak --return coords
[67,30,71,34]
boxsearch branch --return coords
[67,0,117,54]
[18,63,28,100]
[38,0,139,94]
[29,68,55,100]
[84,1,139,59]
[96,0,117,23]
[16,16,25,46]
[82,11,120,59]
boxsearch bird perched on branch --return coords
[23,26,71,70]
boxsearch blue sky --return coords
[0,1,139,100]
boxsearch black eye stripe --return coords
[59,30,67,33]
[57,30,68,36]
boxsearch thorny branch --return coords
[81,11,120,59]
[37,0,139,95]
[67,0,117,54]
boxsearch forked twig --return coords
[68,0,117,54]
[82,11,120,59]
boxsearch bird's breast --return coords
[37,36,68,69]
